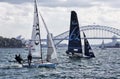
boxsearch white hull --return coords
[23,62,56,68]
[10,60,56,68]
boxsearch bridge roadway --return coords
[41,37,120,41]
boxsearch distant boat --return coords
[99,40,106,49]
[23,0,58,68]
[66,11,95,58]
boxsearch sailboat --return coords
[23,0,58,68]
[66,11,95,58]
[83,32,95,58]
[66,11,83,58]
[99,40,106,49]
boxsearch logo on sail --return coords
[69,27,80,41]
[34,24,40,45]
[72,21,78,26]
[34,32,40,45]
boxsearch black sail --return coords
[67,11,82,54]
[83,32,95,58]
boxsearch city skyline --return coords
[0,0,120,40]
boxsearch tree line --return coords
[0,36,25,48]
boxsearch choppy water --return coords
[0,47,120,79]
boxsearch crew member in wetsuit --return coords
[27,52,32,66]
[15,54,23,64]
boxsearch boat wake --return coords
[0,63,23,69]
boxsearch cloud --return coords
[0,0,96,8]
[0,3,33,38]
[0,1,120,39]
[38,0,94,8]
[93,0,120,8]
[0,0,32,4]
[1,0,120,8]
[0,0,92,8]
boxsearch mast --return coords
[31,0,43,60]
[67,11,82,54]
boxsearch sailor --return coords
[27,52,32,66]
[15,54,23,64]
[15,54,18,61]
[66,50,69,54]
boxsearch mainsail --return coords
[30,0,42,59]
[83,32,95,58]
[40,13,58,63]
[67,11,82,54]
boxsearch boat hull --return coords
[23,62,56,68]
[67,52,95,59]
[66,52,83,58]
[69,55,95,59]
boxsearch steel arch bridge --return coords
[53,25,120,45]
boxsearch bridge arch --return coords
[80,25,120,36]
[54,25,120,45]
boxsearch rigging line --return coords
[39,12,49,34]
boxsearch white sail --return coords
[47,33,58,63]
[40,13,58,63]
[101,40,106,49]
[30,0,42,58]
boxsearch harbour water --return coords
[0,47,120,79]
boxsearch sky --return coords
[0,0,120,40]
